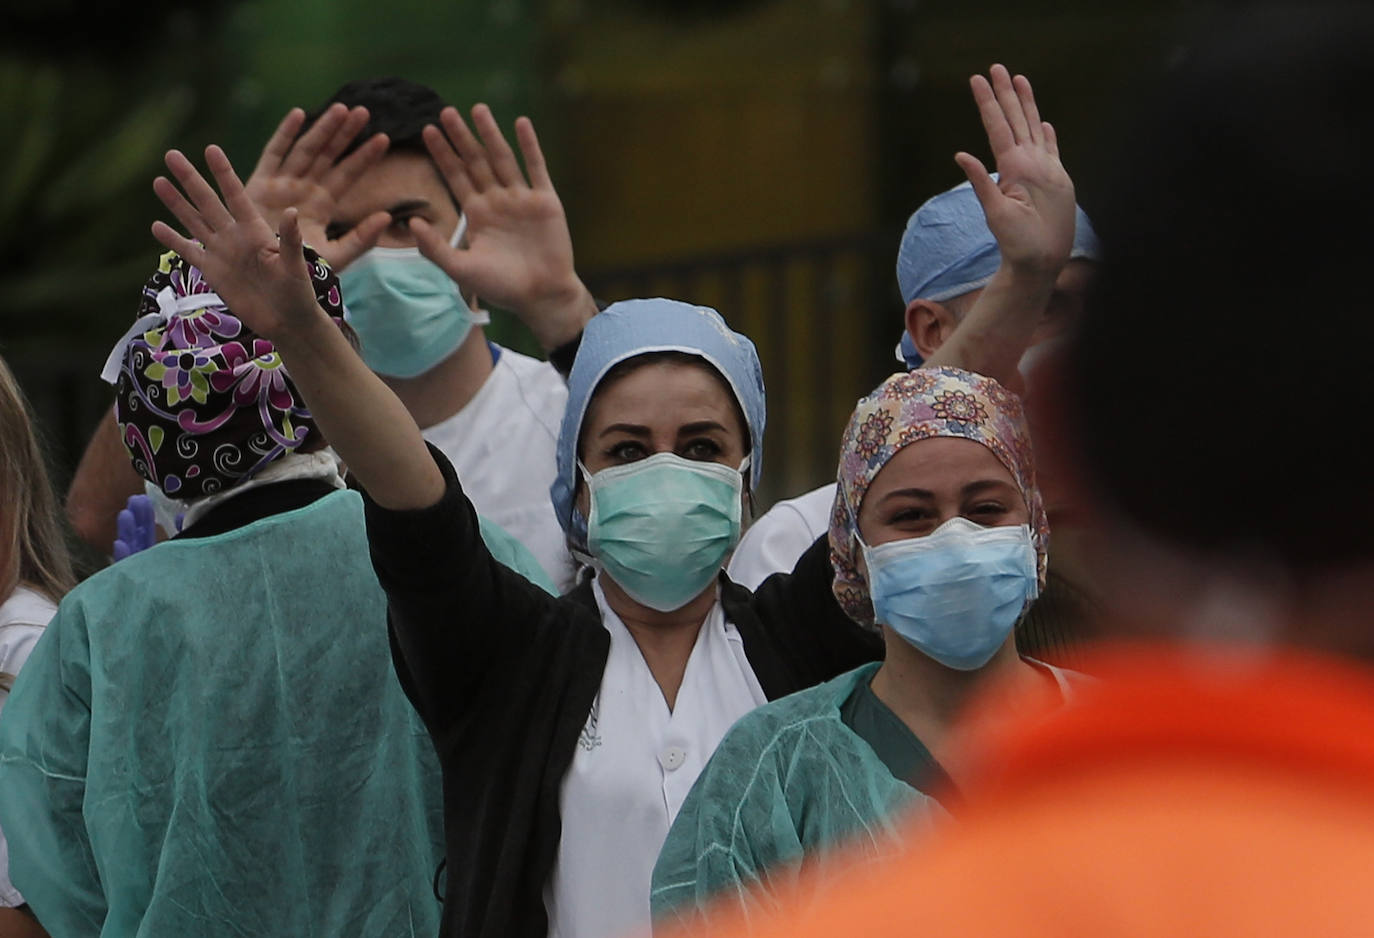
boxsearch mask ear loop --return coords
[447,213,491,326]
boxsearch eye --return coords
[680,438,722,461]
[605,440,649,463]
[966,501,1010,524]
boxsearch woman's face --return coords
[576,359,747,511]
[857,436,1029,549]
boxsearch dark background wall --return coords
[1,0,1211,509]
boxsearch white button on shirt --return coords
[420,346,576,592]
[546,578,767,938]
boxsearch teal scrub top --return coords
[649,663,946,927]
[0,490,450,937]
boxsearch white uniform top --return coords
[727,483,837,590]
[545,578,768,938]
[0,585,59,908]
[421,346,576,592]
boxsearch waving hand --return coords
[409,104,597,351]
[954,64,1076,275]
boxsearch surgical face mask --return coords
[861,516,1038,671]
[339,214,488,378]
[583,451,747,612]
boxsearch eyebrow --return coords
[599,423,652,439]
[328,199,432,234]
[677,421,729,436]
[597,420,730,439]
[878,479,1016,504]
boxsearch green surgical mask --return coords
[339,215,487,378]
[583,452,747,612]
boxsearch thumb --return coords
[327,210,390,272]
[410,217,469,284]
[279,208,310,280]
[954,152,1002,213]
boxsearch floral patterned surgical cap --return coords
[829,366,1049,629]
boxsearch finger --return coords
[204,145,262,227]
[969,73,1015,155]
[990,63,1032,145]
[164,149,235,231]
[251,107,306,179]
[515,116,553,191]
[471,103,524,188]
[410,217,467,282]
[153,175,216,244]
[280,102,346,176]
[325,131,389,199]
[953,152,1002,210]
[1012,73,1043,146]
[327,210,391,270]
[1042,121,1059,159]
[422,124,476,204]
[278,208,312,281]
[150,219,205,267]
[112,539,131,562]
[438,106,495,190]
[309,105,371,180]
[131,494,155,530]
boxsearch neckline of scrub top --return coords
[173,479,339,541]
[839,673,960,807]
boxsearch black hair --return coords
[1066,4,1374,573]
[306,76,447,158]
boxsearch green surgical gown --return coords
[650,663,947,928]
[0,490,462,937]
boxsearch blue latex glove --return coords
[112,495,158,561]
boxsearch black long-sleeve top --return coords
[362,446,882,938]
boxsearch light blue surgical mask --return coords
[583,451,748,612]
[339,215,488,378]
[861,517,1038,670]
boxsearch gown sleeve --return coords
[0,603,108,933]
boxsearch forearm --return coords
[922,263,1057,388]
[273,307,444,509]
[66,409,148,553]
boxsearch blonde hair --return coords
[0,354,76,608]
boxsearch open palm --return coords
[409,105,595,344]
[151,146,324,341]
[955,65,1076,274]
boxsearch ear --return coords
[904,298,958,360]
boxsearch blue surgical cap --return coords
[550,298,767,549]
[895,178,1101,368]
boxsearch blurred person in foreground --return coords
[663,6,1374,936]
[0,354,75,938]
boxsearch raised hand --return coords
[151,146,325,341]
[954,64,1076,275]
[242,104,392,272]
[410,104,597,351]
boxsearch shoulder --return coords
[0,585,58,631]
[728,484,837,589]
[704,666,872,778]
[491,346,567,434]
[753,484,835,541]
